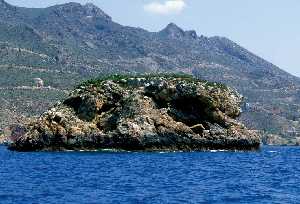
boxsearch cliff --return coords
[8,74,260,151]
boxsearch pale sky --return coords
[6,0,300,77]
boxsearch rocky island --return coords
[8,74,260,151]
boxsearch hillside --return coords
[0,0,300,144]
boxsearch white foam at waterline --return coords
[209,150,229,153]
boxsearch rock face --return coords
[9,75,260,151]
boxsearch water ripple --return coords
[0,146,300,203]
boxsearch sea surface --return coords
[0,145,300,204]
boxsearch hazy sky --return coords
[6,0,300,77]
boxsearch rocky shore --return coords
[8,74,260,151]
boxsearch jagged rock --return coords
[0,132,7,144]
[159,23,186,39]
[9,75,260,151]
[0,124,27,145]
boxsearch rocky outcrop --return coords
[0,132,7,144]
[9,75,260,151]
[0,124,28,145]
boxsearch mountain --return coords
[0,0,300,144]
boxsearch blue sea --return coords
[0,145,300,204]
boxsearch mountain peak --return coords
[165,23,183,32]
[159,23,185,38]
[83,3,111,20]
[49,2,111,21]
[84,3,98,9]
[159,23,198,39]
[0,0,13,9]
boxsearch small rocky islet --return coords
[8,74,260,151]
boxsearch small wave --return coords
[100,149,132,153]
[268,151,277,153]
[79,149,99,152]
[209,150,228,153]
